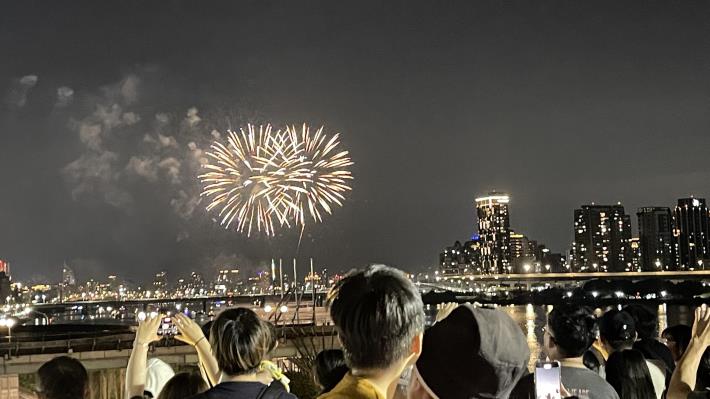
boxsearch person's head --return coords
[599,309,637,353]
[209,307,274,377]
[408,304,530,399]
[623,304,657,340]
[662,324,692,362]
[328,265,425,372]
[144,358,175,398]
[156,372,207,399]
[544,304,597,360]
[313,349,349,393]
[605,350,657,399]
[36,356,89,399]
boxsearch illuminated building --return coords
[572,204,632,272]
[637,207,675,271]
[475,193,511,274]
[0,271,10,304]
[62,262,76,286]
[214,269,241,293]
[673,197,710,270]
[630,238,642,272]
[509,231,537,273]
[440,237,481,275]
[152,271,168,295]
[0,259,9,276]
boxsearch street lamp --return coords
[0,318,16,341]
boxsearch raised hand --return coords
[692,304,710,347]
[173,312,207,347]
[135,314,161,346]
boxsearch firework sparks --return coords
[199,123,353,236]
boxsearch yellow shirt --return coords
[318,373,387,399]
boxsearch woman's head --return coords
[662,324,692,362]
[544,304,598,359]
[36,356,89,399]
[156,372,207,399]
[209,307,274,376]
[605,350,657,399]
[313,349,349,393]
[599,310,637,353]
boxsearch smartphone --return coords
[534,361,561,399]
[157,317,179,336]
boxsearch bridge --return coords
[436,270,710,283]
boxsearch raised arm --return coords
[174,313,220,387]
[125,315,161,399]
[667,305,710,399]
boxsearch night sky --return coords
[1,1,709,283]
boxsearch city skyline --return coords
[2,1,709,281]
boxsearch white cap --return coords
[145,358,175,397]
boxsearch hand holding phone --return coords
[535,361,561,399]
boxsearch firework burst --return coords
[199,123,353,236]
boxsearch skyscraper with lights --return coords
[475,193,511,274]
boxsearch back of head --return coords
[548,304,598,358]
[416,304,530,399]
[314,349,349,393]
[328,264,425,370]
[623,304,656,340]
[145,358,175,398]
[698,347,710,390]
[209,307,273,376]
[662,325,692,355]
[156,372,207,399]
[599,310,636,351]
[37,356,88,399]
[605,349,657,399]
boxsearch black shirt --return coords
[188,381,297,399]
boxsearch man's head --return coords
[623,304,657,340]
[544,304,597,360]
[36,356,89,399]
[209,307,273,376]
[409,304,530,399]
[328,264,425,371]
[599,309,637,353]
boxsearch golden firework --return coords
[199,123,353,236]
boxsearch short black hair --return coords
[37,356,88,399]
[314,349,349,393]
[599,309,636,351]
[548,304,598,358]
[662,324,692,355]
[209,307,273,376]
[157,372,207,399]
[328,265,425,369]
[623,304,657,340]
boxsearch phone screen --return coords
[535,361,561,399]
[157,317,178,336]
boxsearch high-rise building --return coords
[637,207,675,271]
[0,272,10,304]
[153,271,168,293]
[439,237,481,275]
[62,262,76,286]
[674,197,710,270]
[572,204,632,272]
[630,238,642,272]
[476,193,511,274]
[509,231,536,273]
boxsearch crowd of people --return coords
[32,265,710,399]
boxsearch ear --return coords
[411,332,424,357]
